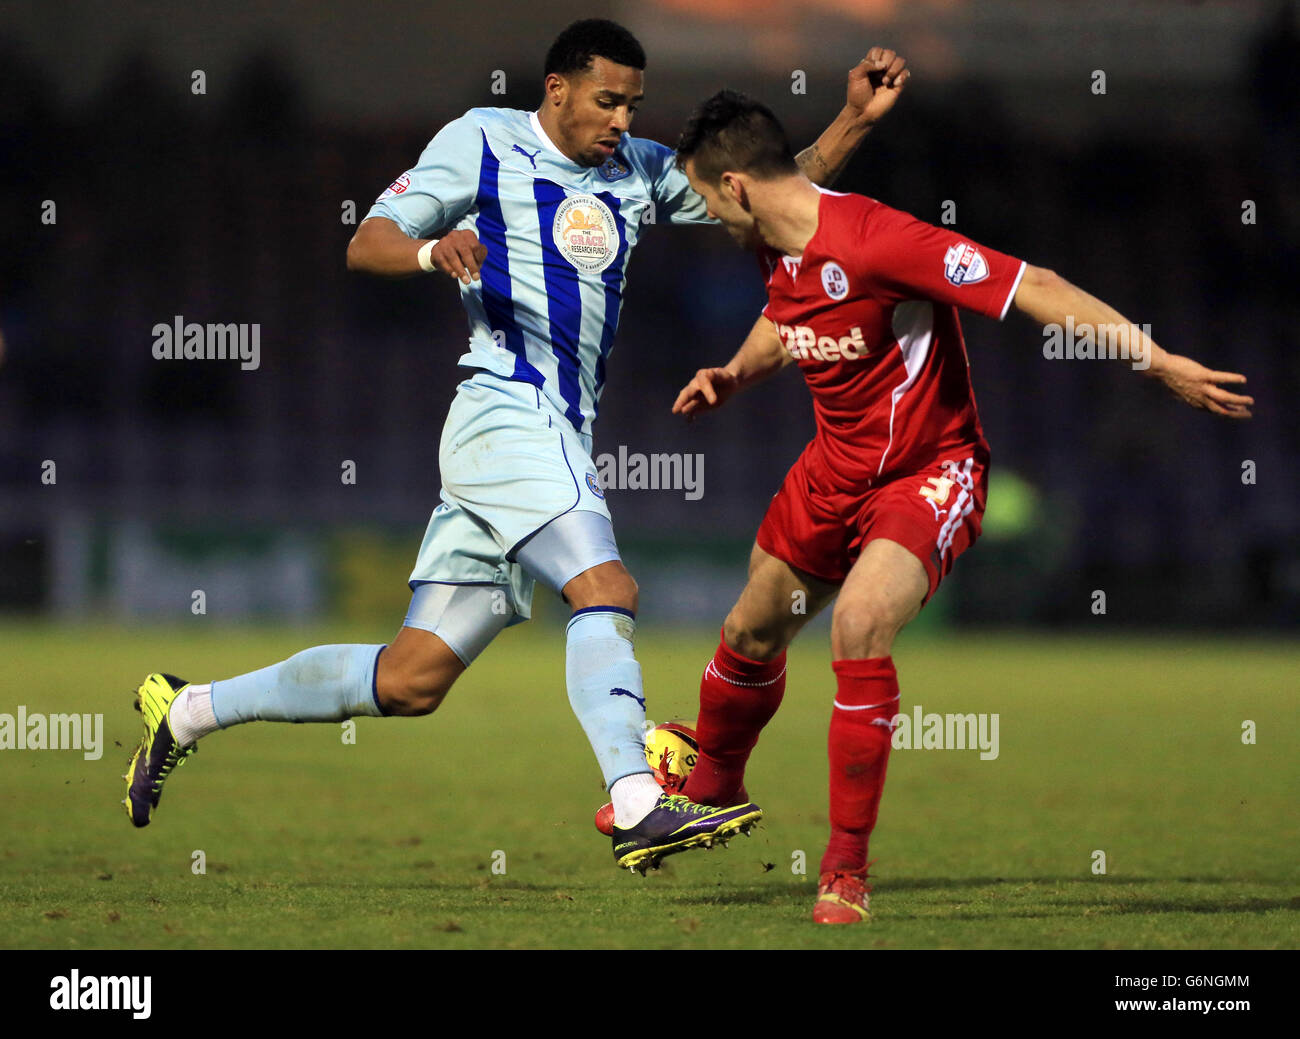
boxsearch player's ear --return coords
[544,72,566,107]
[722,172,750,211]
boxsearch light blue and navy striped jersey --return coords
[366,107,714,435]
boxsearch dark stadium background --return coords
[1,0,1296,631]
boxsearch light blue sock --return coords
[210,644,387,727]
[565,608,653,788]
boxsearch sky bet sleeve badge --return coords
[943,242,989,286]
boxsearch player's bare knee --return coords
[723,613,787,662]
[382,671,455,716]
[375,653,458,716]
[831,603,901,659]
[584,570,638,613]
[612,569,639,613]
[565,561,638,614]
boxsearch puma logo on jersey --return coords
[920,474,956,519]
[512,143,540,169]
[920,460,977,520]
[774,322,870,363]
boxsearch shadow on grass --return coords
[670,875,1300,916]
[879,896,1299,922]
[882,874,1285,892]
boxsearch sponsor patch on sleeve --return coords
[943,242,989,286]
[376,172,412,202]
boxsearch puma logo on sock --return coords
[610,687,645,709]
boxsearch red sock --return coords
[682,632,787,806]
[820,657,899,875]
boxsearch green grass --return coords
[1,621,1296,949]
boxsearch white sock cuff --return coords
[610,771,662,827]
[169,683,218,745]
[565,607,636,642]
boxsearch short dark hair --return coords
[675,89,798,183]
[544,19,646,78]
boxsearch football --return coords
[644,720,699,792]
[593,721,699,835]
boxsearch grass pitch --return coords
[1,621,1296,949]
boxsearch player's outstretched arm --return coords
[797,47,910,188]
[1012,265,1254,419]
[346,218,487,285]
[673,314,792,419]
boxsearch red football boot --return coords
[812,868,872,924]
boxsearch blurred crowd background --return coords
[1,0,1297,628]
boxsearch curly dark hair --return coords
[544,19,646,78]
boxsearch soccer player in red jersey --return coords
[670,90,1254,923]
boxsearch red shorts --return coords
[756,442,989,602]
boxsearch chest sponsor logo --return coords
[775,321,870,363]
[943,242,989,286]
[376,172,411,201]
[821,261,849,300]
[554,194,619,273]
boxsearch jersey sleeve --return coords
[364,113,483,239]
[643,142,717,226]
[858,202,1026,320]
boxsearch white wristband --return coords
[417,239,440,273]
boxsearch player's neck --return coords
[757,177,823,257]
[535,106,582,165]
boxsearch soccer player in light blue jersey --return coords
[124,20,910,873]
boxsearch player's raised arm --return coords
[347,218,487,284]
[672,313,792,418]
[347,112,485,283]
[1012,265,1255,419]
[796,47,909,188]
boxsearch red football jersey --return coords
[759,189,1025,484]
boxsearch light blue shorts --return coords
[408,371,614,620]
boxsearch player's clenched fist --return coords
[846,46,910,126]
[427,229,488,284]
[673,367,741,418]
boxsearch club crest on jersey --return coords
[554,194,619,273]
[821,261,849,300]
[598,154,631,181]
[376,172,411,201]
[585,472,605,498]
[943,242,989,286]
